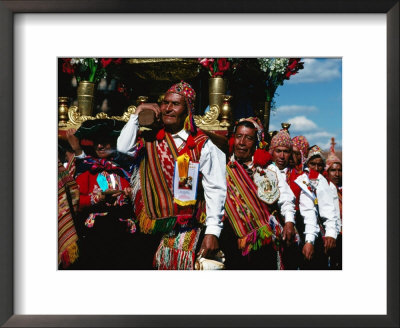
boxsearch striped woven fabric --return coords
[135,131,208,234]
[58,161,80,268]
[337,187,342,233]
[225,160,283,256]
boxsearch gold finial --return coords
[137,96,148,105]
[281,122,291,132]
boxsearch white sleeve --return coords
[75,150,86,159]
[116,114,139,156]
[199,139,227,238]
[317,177,338,239]
[269,165,296,224]
[329,183,341,234]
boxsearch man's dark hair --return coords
[235,120,256,131]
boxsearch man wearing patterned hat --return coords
[221,117,296,269]
[325,140,342,269]
[117,81,227,270]
[268,129,297,246]
[294,145,338,269]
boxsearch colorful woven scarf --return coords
[79,156,131,181]
[58,161,80,268]
[134,131,208,234]
[225,160,284,259]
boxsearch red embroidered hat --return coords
[269,129,292,153]
[166,81,197,134]
[292,135,310,164]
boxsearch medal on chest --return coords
[173,153,199,206]
[253,168,280,204]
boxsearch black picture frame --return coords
[1,1,398,327]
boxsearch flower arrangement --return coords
[61,58,123,84]
[198,58,232,78]
[257,58,304,102]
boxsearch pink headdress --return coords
[269,129,293,154]
[325,138,342,171]
[292,135,310,164]
[166,81,197,135]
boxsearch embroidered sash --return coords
[225,160,283,256]
[135,131,208,234]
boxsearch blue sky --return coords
[269,58,342,151]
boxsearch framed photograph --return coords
[1,1,398,327]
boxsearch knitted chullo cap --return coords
[166,81,197,135]
[325,152,342,171]
[305,145,326,165]
[292,135,310,164]
[269,129,293,154]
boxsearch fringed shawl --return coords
[225,160,283,259]
[134,131,208,234]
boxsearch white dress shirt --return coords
[295,171,338,243]
[117,114,227,237]
[267,163,296,224]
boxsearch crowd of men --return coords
[58,81,342,270]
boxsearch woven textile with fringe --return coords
[133,131,208,235]
[154,227,202,270]
[225,160,285,269]
[58,161,80,268]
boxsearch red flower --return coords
[113,58,123,65]
[62,61,75,75]
[199,58,214,67]
[217,58,230,72]
[100,58,113,68]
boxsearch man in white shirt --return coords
[295,145,338,269]
[117,81,227,270]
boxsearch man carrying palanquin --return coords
[117,81,227,270]
[268,129,302,268]
[222,117,296,269]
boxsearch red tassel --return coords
[228,136,235,154]
[309,169,319,179]
[253,149,272,167]
[156,128,165,141]
[187,135,196,149]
